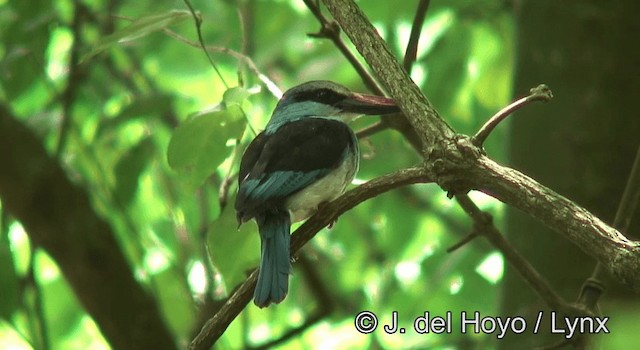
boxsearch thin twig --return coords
[162,28,281,98]
[218,140,242,211]
[472,84,553,147]
[609,143,640,235]
[56,3,87,158]
[581,143,640,306]
[249,312,326,350]
[113,14,280,98]
[355,121,388,139]
[403,0,431,73]
[446,232,479,253]
[303,0,383,95]
[321,0,454,151]
[455,195,573,313]
[305,0,431,151]
[237,0,255,58]
[182,0,229,88]
[304,0,429,148]
[179,2,272,138]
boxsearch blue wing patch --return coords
[241,169,328,201]
[235,118,355,223]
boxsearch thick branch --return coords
[322,0,455,155]
[320,0,640,290]
[0,106,176,350]
[470,153,640,289]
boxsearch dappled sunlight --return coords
[475,251,504,285]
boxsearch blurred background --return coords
[0,0,638,349]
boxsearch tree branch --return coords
[303,0,382,95]
[55,2,88,158]
[0,105,176,350]
[403,0,431,73]
[610,143,640,236]
[320,0,640,290]
[455,195,571,313]
[322,0,455,154]
[303,0,425,151]
[182,0,229,88]
[473,84,553,147]
[189,166,433,349]
[469,151,640,289]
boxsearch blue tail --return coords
[254,210,291,307]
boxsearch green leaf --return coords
[36,252,84,344]
[83,10,192,61]
[472,17,514,109]
[97,94,174,138]
[167,105,244,189]
[207,193,259,289]
[153,267,195,338]
[114,137,155,206]
[422,22,472,130]
[222,86,252,107]
[0,236,19,320]
[0,0,50,100]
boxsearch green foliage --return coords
[83,9,192,62]
[115,136,156,205]
[0,0,568,349]
[167,105,245,189]
[0,235,19,320]
[207,192,259,289]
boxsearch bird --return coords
[235,80,400,307]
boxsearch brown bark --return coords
[0,106,176,350]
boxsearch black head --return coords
[275,80,400,116]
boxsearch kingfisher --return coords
[235,80,399,307]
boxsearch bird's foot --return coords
[316,202,338,229]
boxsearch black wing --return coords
[235,118,355,221]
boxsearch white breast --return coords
[285,152,358,223]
